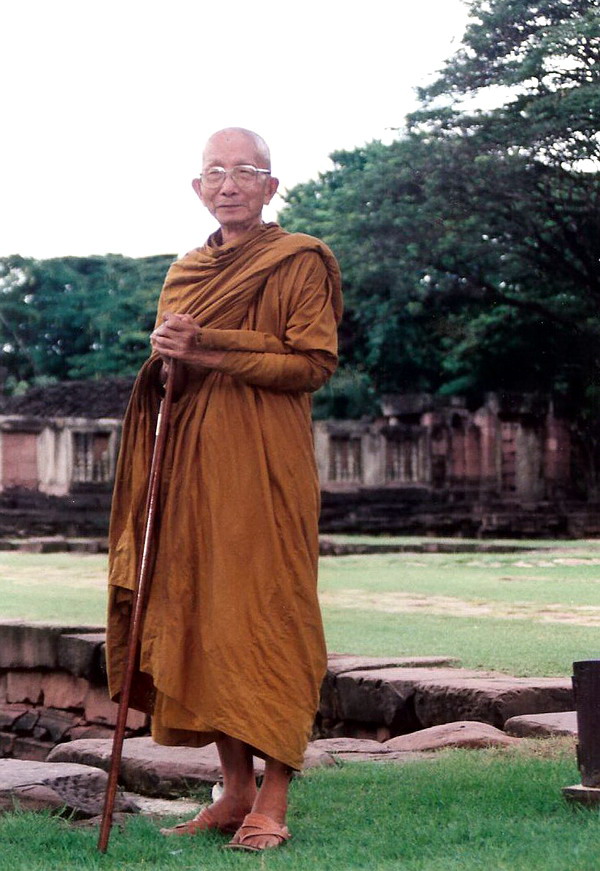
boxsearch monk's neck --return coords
[219,219,264,246]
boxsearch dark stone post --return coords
[573,660,600,788]
[562,659,600,804]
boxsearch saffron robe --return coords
[106,223,342,770]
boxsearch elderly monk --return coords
[106,127,342,852]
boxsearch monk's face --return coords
[193,131,279,242]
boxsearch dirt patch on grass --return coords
[0,564,106,588]
[319,589,600,626]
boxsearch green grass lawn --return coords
[1,541,599,675]
[1,541,599,869]
[1,746,598,871]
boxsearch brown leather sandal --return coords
[160,805,240,836]
[223,812,291,852]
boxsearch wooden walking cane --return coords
[98,361,177,853]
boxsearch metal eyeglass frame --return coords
[199,165,271,189]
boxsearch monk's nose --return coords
[220,174,239,194]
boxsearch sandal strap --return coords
[236,812,291,844]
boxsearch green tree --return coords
[0,254,174,391]
[281,0,599,409]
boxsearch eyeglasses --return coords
[199,165,271,189]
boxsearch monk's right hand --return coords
[151,312,225,370]
[151,312,200,362]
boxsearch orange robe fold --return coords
[106,223,342,769]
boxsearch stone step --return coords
[47,736,336,797]
[322,665,573,732]
[0,758,137,818]
[0,758,201,820]
[0,621,105,671]
[504,711,578,737]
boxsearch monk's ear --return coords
[191,177,204,203]
[263,175,279,205]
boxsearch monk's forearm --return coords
[216,350,337,392]
[197,328,289,354]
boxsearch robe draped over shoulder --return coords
[106,223,342,770]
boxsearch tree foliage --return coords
[0,254,174,392]
[281,0,600,441]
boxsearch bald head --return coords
[202,127,271,171]
[194,127,279,243]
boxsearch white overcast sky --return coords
[1,0,471,260]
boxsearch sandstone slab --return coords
[57,633,106,681]
[48,736,335,797]
[41,672,90,709]
[385,721,520,751]
[331,667,496,728]
[35,708,81,742]
[310,737,390,755]
[0,734,15,755]
[0,703,30,730]
[0,758,138,818]
[562,783,600,806]
[6,670,44,704]
[306,737,435,763]
[413,676,573,729]
[320,656,460,722]
[0,621,104,670]
[12,737,53,761]
[67,724,115,741]
[324,666,573,733]
[326,654,460,676]
[83,685,148,730]
[504,711,578,738]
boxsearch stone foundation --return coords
[0,623,577,763]
[0,623,148,761]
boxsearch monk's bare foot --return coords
[161,792,256,837]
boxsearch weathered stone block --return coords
[48,737,334,797]
[13,708,39,734]
[311,737,389,755]
[504,711,577,738]
[6,670,44,704]
[0,758,138,817]
[562,783,600,806]
[41,672,90,710]
[0,734,15,756]
[320,655,460,721]
[83,685,148,730]
[49,738,237,796]
[35,708,81,743]
[57,633,106,681]
[12,736,52,761]
[0,621,104,670]
[326,654,460,677]
[0,674,7,704]
[67,724,115,741]
[0,704,29,730]
[333,667,489,730]
[385,721,521,751]
[413,676,573,729]
[307,737,424,763]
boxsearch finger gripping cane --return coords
[98,363,177,853]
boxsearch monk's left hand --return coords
[151,312,225,369]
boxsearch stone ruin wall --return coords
[0,622,577,767]
[0,623,148,763]
[0,391,598,539]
